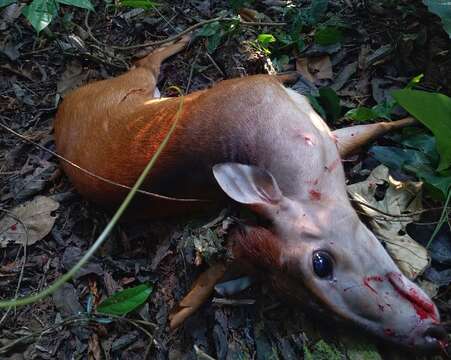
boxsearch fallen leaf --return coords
[347,165,429,279]
[296,55,333,84]
[88,333,102,360]
[0,195,59,248]
[296,58,315,83]
[169,262,226,330]
[57,60,93,97]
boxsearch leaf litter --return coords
[0,0,450,359]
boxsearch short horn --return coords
[333,117,417,158]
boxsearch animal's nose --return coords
[422,325,448,349]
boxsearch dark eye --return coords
[312,251,333,279]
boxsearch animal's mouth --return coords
[385,272,449,352]
[386,272,438,322]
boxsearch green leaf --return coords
[405,73,424,89]
[314,26,343,45]
[371,99,396,119]
[22,0,58,33]
[197,21,225,53]
[371,145,451,198]
[206,31,223,53]
[392,89,451,171]
[345,107,378,122]
[0,0,15,7]
[198,21,221,37]
[272,54,289,72]
[310,0,329,24]
[97,283,153,316]
[307,95,327,119]
[57,0,93,10]
[304,340,343,360]
[318,87,341,123]
[228,0,250,11]
[423,0,451,38]
[257,33,276,50]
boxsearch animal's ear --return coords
[212,163,283,210]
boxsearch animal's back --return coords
[55,75,339,210]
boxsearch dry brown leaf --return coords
[308,56,333,80]
[169,262,226,330]
[0,195,59,248]
[88,333,102,360]
[296,57,315,83]
[296,55,333,83]
[347,165,429,279]
[57,60,93,97]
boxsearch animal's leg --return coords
[333,117,417,158]
[134,35,191,84]
[275,71,299,84]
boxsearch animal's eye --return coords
[312,251,333,279]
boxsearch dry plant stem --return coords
[0,121,206,203]
[0,95,185,309]
[186,48,202,93]
[85,13,286,50]
[0,210,29,326]
[351,198,449,218]
[0,317,88,354]
[0,314,157,355]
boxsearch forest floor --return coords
[0,0,450,359]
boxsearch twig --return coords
[185,48,201,93]
[0,210,30,326]
[0,317,88,354]
[351,198,450,218]
[205,51,225,77]
[85,14,286,51]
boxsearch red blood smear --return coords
[10,224,16,231]
[387,272,438,322]
[439,340,449,352]
[384,328,395,337]
[309,189,321,201]
[363,275,384,295]
[304,136,314,146]
[325,158,340,173]
[305,178,319,186]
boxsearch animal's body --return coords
[54,37,447,352]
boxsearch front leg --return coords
[333,117,417,158]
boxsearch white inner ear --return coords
[212,163,282,206]
[153,87,161,98]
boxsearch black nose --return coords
[423,325,448,347]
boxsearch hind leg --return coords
[133,35,192,97]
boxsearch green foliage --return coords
[97,283,153,316]
[257,33,276,54]
[228,0,253,11]
[272,54,290,72]
[345,99,395,122]
[304,340,343,360]
[197,18,239,53]
[423,0,451,38]
[22,0,59,33]
[392,89,451,172]
[118,0,158,9]
[370,129,451,199]
[0,0,15,6]
[16,0,93,33]
[317,87,341,123]
[314,26,343,45]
